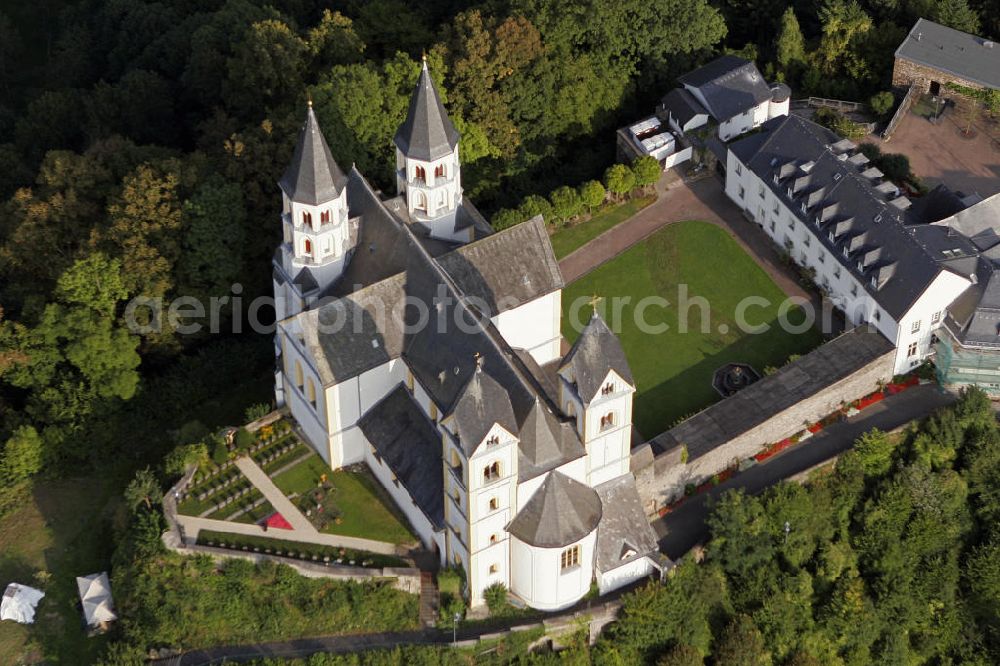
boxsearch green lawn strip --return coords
[259,442,309,475]
[550,196,655,259]
[271,453,334,496]
[319,469,419,544]
[562,220,823,437]
[195,530,407,568]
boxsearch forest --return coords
[2,0,999,489]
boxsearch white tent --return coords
[76,572,117,627]
[0,583,45,624]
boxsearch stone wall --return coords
[892,57,990,93]
[631,331,895,514]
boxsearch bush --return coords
[211,438,229,466]
[491,207,524,231]
[244,403,270,422]
[604,163,636,198]
[439,591,466,626]
[813,107,866,140]
[549,185,583,223]
[483,582,509,616]
[632,155,662,189]
[869,91,895,118]
[579,180,606,211]
[518,194,553,223]
[163,442,209,477]
[234,427,255,452]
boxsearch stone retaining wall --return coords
[892,57,991,93]
[632,330,896,514]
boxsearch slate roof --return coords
[562,312,634,402]
[650,327,894,457]
[279,105,349,205]
[449,368,518,454]
[660,87,708,128]
[895,19,1000,90]
[677,55,772,122]
[731,114,953,320]
[517,398,586,482]
[506,471,603,548]
[394,60,460,161]
[358,385,444,529]
[931,192,1000,250]
[593,475,660,573]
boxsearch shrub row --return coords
[196,530,406,569]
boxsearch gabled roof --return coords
[517,398,586,482]
[76,572,117,626]
[506,471,602,548]
[731,114,950,319]
[449,367,518,455]
[593,475,661,573]
[895,19,1000,90]
[279,105,348,205]
[562,311,634,402]
[394,59,460,162]
[358,385,444,529]
[660,88,708,128]
[677,55,772,121]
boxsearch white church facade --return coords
[271,59,661,610]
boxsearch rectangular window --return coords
[738,186,745,199]
[758,185,765,199]
[907,342,918,357]
[773,202,780,216]
[803,234,811,247]
[850,284,858,297]
[560,545,581,570]
[931,311,942,325]
[489,563,498,574]
[818,253,825,264]
[735,163,742,176]
[911,320,921,334]
[769,219,776,232]
[488,497,499,511]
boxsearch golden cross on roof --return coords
[587,294,603,312]
[473,351,483,369]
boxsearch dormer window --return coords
[601,382,614,396]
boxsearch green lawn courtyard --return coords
[272,454,418,544]
[562,220,824,437]
[549,196,655,259]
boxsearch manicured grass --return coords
[550,196,655,259]
[272,457,418,545]
[562,221,824,437]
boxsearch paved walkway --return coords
[652,384,956,559]
[235,456,315,532]
[558,177,816,310]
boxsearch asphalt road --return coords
[652,384,956,559]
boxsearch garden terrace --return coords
[196,530,408,569]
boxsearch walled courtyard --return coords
[561,220,825,438]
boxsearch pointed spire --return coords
[279,103,348,206]
[394,58,460,161]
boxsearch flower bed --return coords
[754,437,795,463]
[196,530,407,568]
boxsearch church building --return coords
[271,58,661,610]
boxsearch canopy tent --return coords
[76,572,117,627]
[0,583,45,624]
[263,512,293,530]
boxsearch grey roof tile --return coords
[660,88,708,127]
[895,19,1000,90]
[593,475,661,573]
[449,368,518,454]
[517,398,586,482]
[394,60,460,162]
[358,384,444,529]
[279,106,348,205]
[562,312,634,402]
[506,471,602,548]
[677,55,772,121]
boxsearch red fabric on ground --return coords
[263,512,293,530]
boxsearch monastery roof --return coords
[517,398,586,482]
[279,105,348,205]
[358,385,444,529]
[449,368,518,453]
[562,312,634,402]
[394,60,460,161]
[593,475,661,573]
[507,471,602,549]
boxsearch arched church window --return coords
[600,412,615,429]
[294,361,303,389]
[483,461,501,483]
[601,382,614,395]
[486,435,500,447]
[320,210,330,224]
[434,164,445,179]
[415,192,427,212]
[414,165,426,182]
[303,211,312,226]
[306,378,317,409]
[304,238,312,255]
